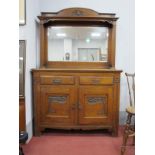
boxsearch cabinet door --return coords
[40,86,76,125]
[79,86,113,125]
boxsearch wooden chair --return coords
[121,73,135,155]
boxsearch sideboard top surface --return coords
[31,68,122,73]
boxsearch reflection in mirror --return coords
[47,26,109,62]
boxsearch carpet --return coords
[22,127,134,155]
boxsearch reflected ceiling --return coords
[48,26,108,40]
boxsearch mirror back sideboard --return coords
[32,8,122,136]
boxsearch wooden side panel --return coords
[19,97,26,131]
[112,74,121,136]
[32,72,41,136]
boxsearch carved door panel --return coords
[40,86,76,125]
[79,86,113,125]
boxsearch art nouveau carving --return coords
[87,97,107,104]
[48,96,67,104]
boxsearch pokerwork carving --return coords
[48,96,67,104]
[87,96,107,104]
[72,10,84,16]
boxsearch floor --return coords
[22,127,134,155]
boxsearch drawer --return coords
[40,76,75,85]
[80,76,113,85]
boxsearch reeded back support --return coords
[125,73,135,107]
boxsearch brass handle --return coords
[52,79,62,84]
[92,79,100,84]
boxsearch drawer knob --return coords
[92,79,100,84]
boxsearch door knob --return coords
[78,104,82,110]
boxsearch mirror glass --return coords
[19,40,25,97]
[47,26,109,62]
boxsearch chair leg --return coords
[121,113,132,155]
[126,113,132,127]
[121,131,129,155]
[132,135,135,145]
[19,145,24,155]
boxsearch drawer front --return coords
[40,76,75,85]
[80,76,113,85]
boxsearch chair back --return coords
[125,73,135,107]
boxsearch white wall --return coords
[39,0,135,124]
[19,0,40,141]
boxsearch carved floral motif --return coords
[72,10,84,16]
[48,96,67,104]
[87,96,107,104]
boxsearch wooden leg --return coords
[19,145,24,155]
[111,128,118,137]
[126,113,132,128]
[34,128,41,136]
[121,131,129,155]
[121,113,132,155]
[40,127,45,132]
[132,135,135,145]
[111,122,119,137]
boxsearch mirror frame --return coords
[38,8,118,69]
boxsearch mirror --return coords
[47,26,109,62]
[19,40,26,97]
